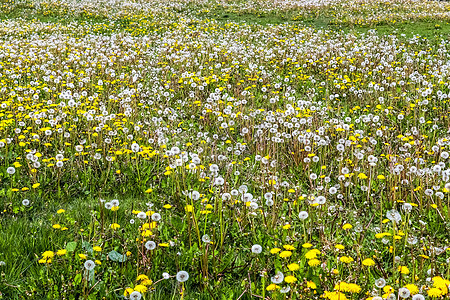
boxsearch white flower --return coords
[129,291,142,300]
[176,271,189,282]
[162,272,170,279]
[84,260,95,271]
[7,167,15,175]
[398,287,410,298]
[145,241,156,250]
[22,199,30,206]
[298,211,309,220]
[271,271,284,284]
[375,278,386,288]
[251,244,262,254]
[151,213,161,221]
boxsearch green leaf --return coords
[66,242,77,252]
[108,250,127,262]
[82,241,94,255]
[74,273,82,286]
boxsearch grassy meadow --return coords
[0,0,450,299]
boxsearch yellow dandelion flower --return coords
[339,256,354,263]
[285,275,297,283]
[428,288,444,297]
[270,248,281,254]
[110,223,120,230]
[288,263,299,271]
[266,284,279,291]
[308,259,321,267]
[279,251,292,258]
[362,258,375,266]
[398,266,409,274]
[56,249,67,256]
[342,223,352,230]
[134,285,148,293]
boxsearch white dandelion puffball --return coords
[251,244,262,254]
[84,260,95,271]
[176,270,189,282]
[145,241,156,250]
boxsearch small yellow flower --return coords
[57,209,65,214]
[163,204,172,209]
[134,285,147,293]
[377,175,386,180]
[342,223,352,230]
[307,281,317,289]
[145,188,153,193]
[270,248,281,254]
[124,288,134,296]
[358,173,368,179]
[56,249,67,256]
[52,224,61,229]
[285,275,297,283]
[110,223,120,230]
[288,263,300,271]
[42,251,54,259]
[78,254,87,260]
[95,260,101,265]
[339,256,354,264]
[93,246,102,252]
[335,244,345,250]
[302,243,313,248]
[279,251,292,258]
[308,259,320,267]
[398,266,409,274]
[32,183,40,189]
[283,245,295,250]
[362,258,375,266]
[266,284,279,291]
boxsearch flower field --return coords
[0,0,450,299]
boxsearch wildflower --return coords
[339,256,354,263]
[398,287,411,298]
[176,271,189,282]
[280,286,291,293]
[307,281,317,289]
[284,275,297,283]
[129,291,142,300]
[145,241,156,250]
[133,285,147,293]
[271,272,284,284]
[398,266,410,274]
[57,209,65,214]
[42,251,54,259]
[56,249,67,256]
[110,223,120,230]
[375,278,386,288]
[270,248,281,254]
[287,263,299,271]
[427,288,443,297]
[298,211,309,220]
[22,199,30,206]
[78,254,87,260]
[93,246,102,252]
[266,284,278,291]
[251,244,262,254]
[404,284,419,295]
[362,258,375,266]
[279,251,292,258]
[84,260,95,271]
[308,259,321,267]
[7,167,16,175]
[342,223,352,230]
[124,288,134,297]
